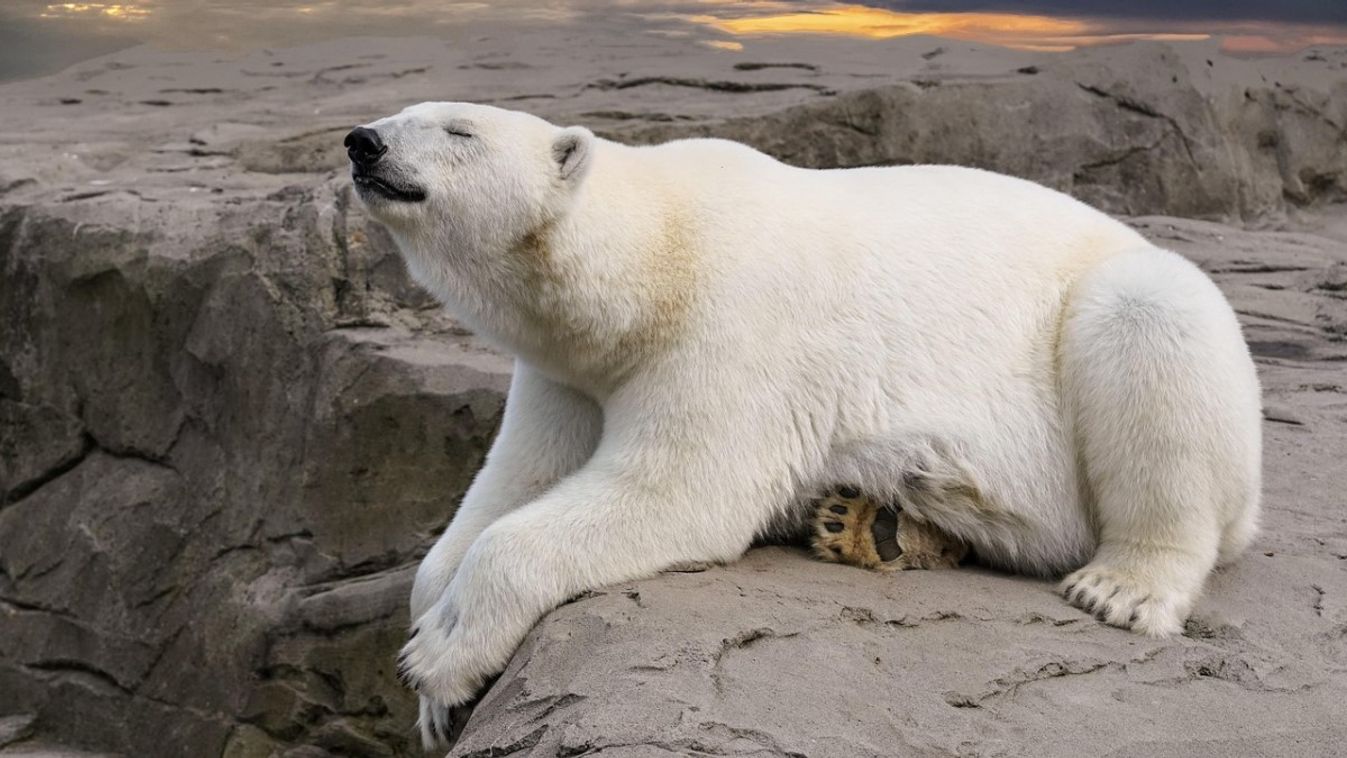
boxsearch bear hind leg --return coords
[1059,248,1261,637]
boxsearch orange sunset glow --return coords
[690,5,1092,45]
[682,3,1338,53]
[39,2,151,20]
[14,0,1347,56]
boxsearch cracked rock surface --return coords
[0,19,1344,758]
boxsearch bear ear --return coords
[552,126,594,183]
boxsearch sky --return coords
[3,1,1346,82]
[874,1,1347,24]
[685,0,1347,53]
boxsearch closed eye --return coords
[445,126,474,138]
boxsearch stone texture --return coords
[0,23,1344,758]
[614,54,1347,220]
[0,716,36,750]
[0,179,510,757]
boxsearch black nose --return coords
[345,126,386,167]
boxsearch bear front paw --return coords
[397,604,482,711]
[416,694,475,751]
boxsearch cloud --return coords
[866,0,1347,25]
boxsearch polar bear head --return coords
[345,102,595,293]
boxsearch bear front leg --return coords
[408,362,600,748]
[398,426,779,717]
[812,487,968,571]
[409,363,601,619]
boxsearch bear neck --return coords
[434,147,697,399]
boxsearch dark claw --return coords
[447,703,474,743]
[409,627,419,640]
[430,676,495,747]
[837,486,860,499]
[396,657,415,689]
[829,504,848,515]
[427,708,440,744]
[824,521,845,533]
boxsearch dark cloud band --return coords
[868,0,1347,25]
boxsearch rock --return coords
[236,127,350,175]
[0,715,36,749]
[0,176,509,757]
[611,44,1347,220]
[0,746,119,758]
[452,548,1347,757]
[0,26,1345,758]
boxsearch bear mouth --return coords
[352,171,426,203]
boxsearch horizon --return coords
[4,0,1346,82]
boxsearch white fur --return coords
[352,102,1262,748]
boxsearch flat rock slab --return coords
[452,547,1346,758]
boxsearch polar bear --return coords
[345,102,1261,747]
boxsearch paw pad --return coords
[810,485,968,572]
[811,487,895,570]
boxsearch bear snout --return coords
[345,126,387,168]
